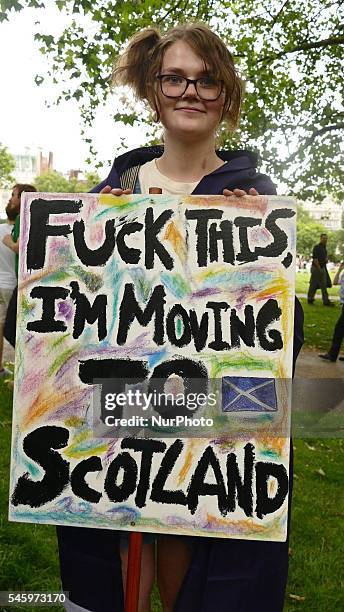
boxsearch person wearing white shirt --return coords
[0,202,17,376]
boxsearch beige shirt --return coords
[138,159,199,195]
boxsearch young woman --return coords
[58,23,304,612]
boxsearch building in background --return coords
[12,148,53,184]
[301,197,342,231]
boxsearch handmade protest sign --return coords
[9,192,296,541]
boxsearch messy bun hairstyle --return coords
[112,24,243,130]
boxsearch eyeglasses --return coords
[156,74,223,101]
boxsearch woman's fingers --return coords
[100,186,133,195]
[223,188,260,197]
[223,189,246,197]
[110,188,133,195]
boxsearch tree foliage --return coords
[0,144,15,189]
[1,0,343,202]
[34,169,100,192]
[34,170,70,193]
[334,229,344,260]
[296,218,326,258]
[296,204,341,260]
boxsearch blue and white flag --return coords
[222,376,277,412]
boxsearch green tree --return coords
[68,171,101,192]
[0,144,15,189]
[2,1,343,201]
[296,207,339,261]
[84,171,100,191]
[296,219,326,259]
[34,170,71,192]
[34,169,100,192]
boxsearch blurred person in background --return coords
[0,201,17,375]
[319,261,344,362]
[2,183,37,347]
[307,233,333,306]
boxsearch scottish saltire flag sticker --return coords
[222,377,278,412]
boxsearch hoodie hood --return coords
[91,145,276,196]
[112,145,259,176]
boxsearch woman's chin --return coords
[165,121,212,141]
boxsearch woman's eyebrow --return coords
[162,66,210,75]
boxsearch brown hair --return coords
[11,183,37,213]
[5,202,18,222]
[14,183,37,198]
[112,24,243,130]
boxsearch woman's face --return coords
[156,40,225,141]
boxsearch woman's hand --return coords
[100,186,133,195]
[223,188,259,197]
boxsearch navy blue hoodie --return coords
[91,145,277,195]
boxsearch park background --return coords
[0,0,343,610]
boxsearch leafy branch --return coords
[258,35,344,63]
[286,123,344,163]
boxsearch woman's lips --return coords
[175,107,204,113]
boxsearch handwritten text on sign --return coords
[10,193,296,541]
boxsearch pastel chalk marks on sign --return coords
[9,193,296,542]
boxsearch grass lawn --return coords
[1,297,343,611]
[295,271,340,297]
[299,298,342,351]
[0,381,61,612]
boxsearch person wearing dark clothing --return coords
[307,233,333,305]
[55,23,304,612]
[319,262,344,361]
[58,143,304,612]
[3,287,17,348]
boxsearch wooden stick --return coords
[125,532,143,612]
[125,186,162,612]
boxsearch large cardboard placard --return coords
[9,192,296,541]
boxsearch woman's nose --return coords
[182,81,199,97]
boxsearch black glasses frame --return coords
[156,74,224,101]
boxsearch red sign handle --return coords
[125,187,162,612]
[125,532,143,612]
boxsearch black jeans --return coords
[328,305,344,360]
[3,286,17,348]
[307,266,330,304]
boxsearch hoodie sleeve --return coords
[89,159,121,193]
[240,170,277,195]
